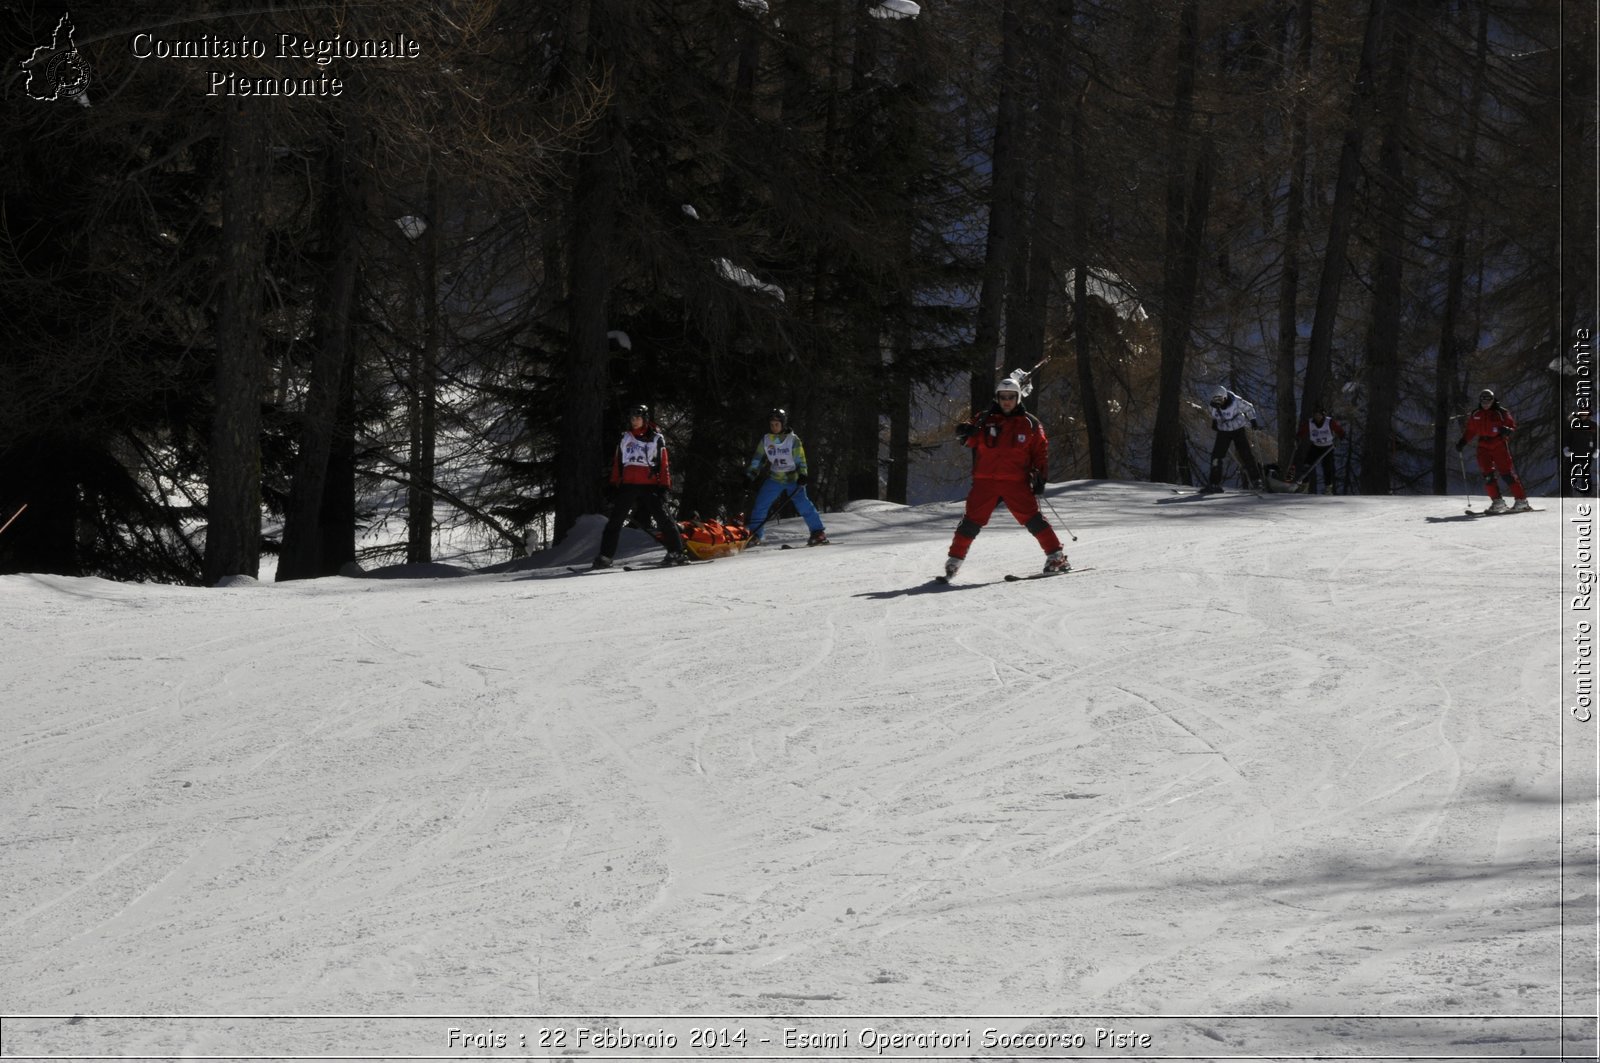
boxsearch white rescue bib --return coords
[620,432,661,469]
[763,433,799,473]
[1307,419,1335,447]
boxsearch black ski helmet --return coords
[627,403,650,423]
[768,407,789,431]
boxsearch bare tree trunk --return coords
[280,113,367,581]
[1008,1,1075,424]
[320,330,358,573]
[1433,2,1488,492]
[1301,0,1387,423]
[878,10,926,507]
[405,165,441,563]
[1148,0,1205,484]
[885,324,913,504]
[555,0,624,543]
[204,101,271,585]
[1275,0,1314,469]
[844,314,884,501]
[1068,66,1108,479]
[1358,1,1416,494]
[969,0,1025,412]
[1071,260,1107,478]
[844,4,885,503]
[1561,13,1598,347]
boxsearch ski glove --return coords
[1250,420,1262,430]
[795,472,808,486]
[1456,440,1467,451]
[956,421,975,440]
[1030,471,1046,496]
[744,470,756,485]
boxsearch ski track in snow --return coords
[0,483,1586,1059]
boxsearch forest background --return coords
[0,0,1591,585]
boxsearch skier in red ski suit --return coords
[592,404,688,567]
[1456,388,1529,514]
[943,377,1067,578]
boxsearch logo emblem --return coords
[21,13,94,103]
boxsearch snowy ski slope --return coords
[1,481,1592,1060]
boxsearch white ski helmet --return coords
[996,377,1023,399]
[1210,385,1230,406]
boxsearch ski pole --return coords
[1458,449,1475,514]
[1289,444,1335,490]
[748,486,799,538]
[1039,490,1077,542]
[1001,354,1052,396]
[0,503,26,538]
[1247,426,1272,491]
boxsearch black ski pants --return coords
[599,484,683,559]
[1208,429,1262,488]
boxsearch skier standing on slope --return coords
[744,408,829,546]
[1290,405,1347,495]
[943,376,1068,579]
[1456,388,1531,514]
[593,405,688,568]
[1202,385,1265,493]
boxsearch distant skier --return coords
[744,408,828,546]
[1456,388,1530,514]
[1202,385,1264,493]
[593,404,688,568]
[1289,405,1347,494]
[943,376,1067,579]
[1564,408,1595,497]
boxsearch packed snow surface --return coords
[2,482,1592,1060]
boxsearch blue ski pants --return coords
[749,479,824,539]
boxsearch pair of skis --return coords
[1467,505,1543,518]
[567,557,715,575]
[934,565,1080,586]
[564,536,833,575]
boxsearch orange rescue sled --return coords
[676,517,755,560]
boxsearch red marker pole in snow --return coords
[0,503,26,537]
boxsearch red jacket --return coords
[1459,405,1516,452]
[610,423,672,488]
[964,403,1049,483]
